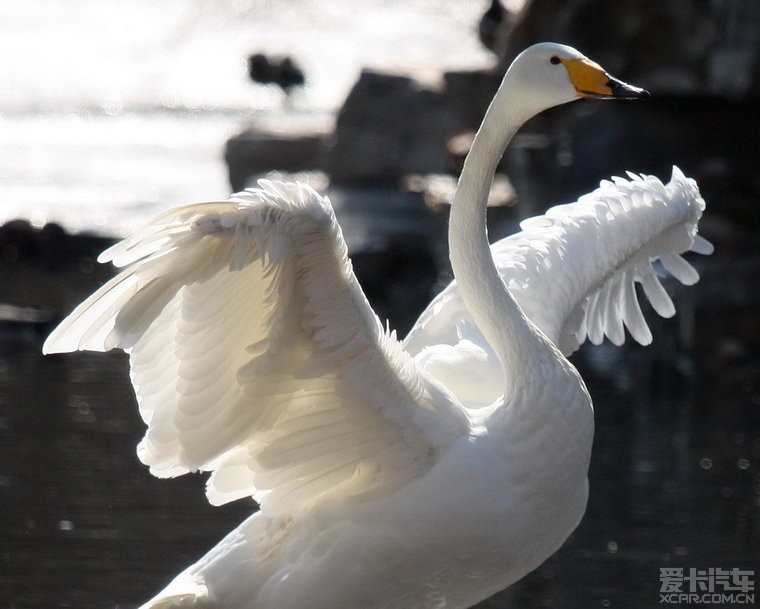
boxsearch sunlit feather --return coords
[43,43,710,609]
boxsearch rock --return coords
[0,220,39,263]
[323,184,439,333]
[326,70,458,184]
[225,68,500,191]
[501,0,760,98]
[441,70,499,135]
[224,128,329,192]
[0,219,113,268]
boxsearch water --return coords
[1,3,758,608]
[0,0,499,237]
[1,260,758,609]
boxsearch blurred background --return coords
[1,1,758,608]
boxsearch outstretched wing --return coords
[405,167,712,406]
[44,181,464,516]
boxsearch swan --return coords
[43,42,712,609]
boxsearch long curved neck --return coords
[449,72,550,388]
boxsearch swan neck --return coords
[448,74,545,382]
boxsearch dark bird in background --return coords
[247,53,305,96]
[478,0,511,54]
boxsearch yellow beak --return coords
[560,57,650,100]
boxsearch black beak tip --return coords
[608,76,651,100]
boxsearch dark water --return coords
[1,261,758,609]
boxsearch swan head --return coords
[506,42,650,112]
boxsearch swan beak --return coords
[561,58,650,100]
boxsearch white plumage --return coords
[47,181,462,515]
[406,167,711,408]
[43,43,711,609]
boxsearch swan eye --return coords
[549,56,561,65]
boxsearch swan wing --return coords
[405,167,712,403]
[44,181,463,516]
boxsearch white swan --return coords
[43,43,711,609]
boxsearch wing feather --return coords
[44,181,465,515]
[405,167,711,406]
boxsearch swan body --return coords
[43,43,711,609]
